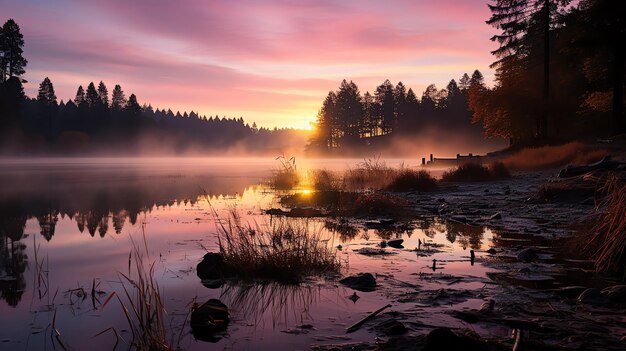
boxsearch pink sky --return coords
[5,0,497,129]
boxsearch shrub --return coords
[441,162,511,182]
[386,169,437,192]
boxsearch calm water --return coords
[0,157,496,350]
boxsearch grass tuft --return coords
[215,209,340,282]
[385,169,438,192]
[441,162,511,182]
[585,174,626,276]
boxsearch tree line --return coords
[469,0,625,143]
[308,71,487,151]
[0,19,305,154]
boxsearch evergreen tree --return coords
[37,77,57,106]
[0,19,27,82]
[375,80,395,134]
[97,81,109,107]
[459,73,471,91]
[111,84,126,110]
[74,85,85,105]
[85,82,99,107]
[125,94,141,116]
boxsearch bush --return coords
[347,192,409,218]
[441,162,511,182]
[386,169,437,192]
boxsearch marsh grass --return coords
[215,209,340,282]
[271,155,299,189]
[502,142,611,171]
[346,192,409,218]
[441,162,511,182]
[586,175,626,276]
[115,234,171,351]
[385,169,438,192]
[343,157,398,190]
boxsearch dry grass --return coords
[441,162,511,182]
[385,169,438,192]
[216,209,340,282]
[307,169,341,191]
[586,174,626,276]
[501,142,610,171]
[116,236,170,351]
[346,192,409,218]
[343,157,398,190]
[271,155,299,189]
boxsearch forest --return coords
[0,19,307,155]
[309,0,625,152]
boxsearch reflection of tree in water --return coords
[324,220,358,242]
[374,222,414,240]
[444,221,484,250]
[0,204,28,307]
[420,218,445,239]
[37,208,59,241]
[220,282,320,328]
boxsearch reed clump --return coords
[586,174,626,276]
[271,155,299,190]
[117,237,170,351]
[385,169,438,192]
[441,162,511,182]
[216,210,340,282]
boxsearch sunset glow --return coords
[5,0,495,129]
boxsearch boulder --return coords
[387,239,404,249]
[190,299,229,342]
[197,253,235,281]
[340,273,377,292]
[376,319,407,336]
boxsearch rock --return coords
[602,285,626,304]
[355,247,396,256]
[517,248,539,262]
[380,240,387,248]
[577,288,608,305]
[190,299,229,342]
[348,292,360,303]
[201,279,225,289]
[486,248,497,255]
[490,212,502,220]
[424,328,464,351]
[479,299,495,313]
[197,253,235,280]
[376,319,407,336]
[340,273,377,292]
[387,239,404,249]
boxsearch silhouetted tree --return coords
[74,85,85,105]
[97,81,109,107]
[0,19,27,82]
[111,84,126,111]
[85,82,99,108]
[375,80,395,135]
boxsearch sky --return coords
[3,0,497,129]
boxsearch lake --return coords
[0,157,497,350]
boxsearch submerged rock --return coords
[376,319,407,336]
[340,273,377,292]
[196,253,235,281]
[517,248,539,262]
[486,248,497,255]
[191,299,229,342]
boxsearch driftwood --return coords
[558,156,626,178]
[346,304,392,333]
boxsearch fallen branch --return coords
[346,304,392,333]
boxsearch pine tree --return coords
[125,94,141,116]
[375,80,395,134]
[459,73,471,91]
[85,82,99,107]
[97,81,109,107]
[0,19,28,82]
[37,77,57,106]
[111,84,126,110]
[74,85,86,105]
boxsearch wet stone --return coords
[196,252,235,280]
[387,239,404,249]
[340,273,377,292]
[375,319,407,336]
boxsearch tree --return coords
[394,82,408,130]
[125,94,141,116]
[111,84,126,110]
[97,81,109,107]
[0,19,28,82]
[487,0,572,139]
[459,73,471,91]
[335,80,363,143]
[74,85,85,105]
[85,82,99,107]
[37,77,57,106]
[375,80,395,134]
